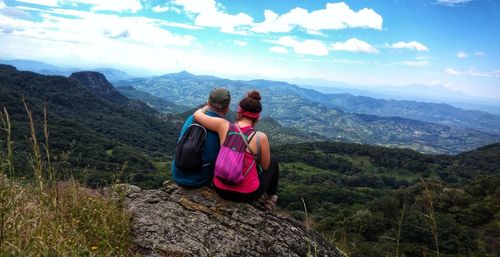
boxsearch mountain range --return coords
[116,85,189,114]
[292,78,500,115]
[0,59,134,81]
[1,60,499,154]
[116,71,500,154]
[1,62,498,257]
[0,65,324,184]
[0,65,179,185]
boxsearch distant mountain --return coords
[172,105,328,146]
[0,59,134,81]
[298,81,500,115]
[312,93,500,135]
[92,68,133,81]
[117,71,500,154]
[0,59,70,76]
[244,79,500,135]
[116,85,189,114]
[255,117,329,145]
[0,65,179,185]
[70,71,157,114]
[70,71,130,102]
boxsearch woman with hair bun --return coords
[194,90,279,211]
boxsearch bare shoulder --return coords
[257,131,269,143]
[258,131,268,139]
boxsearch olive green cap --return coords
[208,88,231,110]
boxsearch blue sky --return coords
[0,0,499,98]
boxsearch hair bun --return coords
[247,90,261,101]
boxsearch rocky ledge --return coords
[109,181,346,257]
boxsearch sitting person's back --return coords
[193,90,279,211]
[171,88,231,187]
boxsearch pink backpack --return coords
[214,123,260,185]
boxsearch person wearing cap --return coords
[172,88,231,187]
[193,90,279,212]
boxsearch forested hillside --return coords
[274,142,500,256]
[0,65,179,186]
[1,66,498,257]
[116,71,500,154]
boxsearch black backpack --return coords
[174,122,207,172]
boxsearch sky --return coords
[0,0,499,99]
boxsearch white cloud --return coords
[233,40,247,47]
[457,51,485,58]
[0,8,196,47]
[252,2,382,34]
[268,46,288,54]
[0,0,6,9]
[331,38,379,54]
[83,0,142,12]
[15,0,143,12]
[332,59,373,65]
[402,61,430,67]
[437,0,473,6]
[15,5,200,30]
[391,41,429,51]
[444,68,461,76]
[172,0,253,33]
[443,68,500,78]
[456,51,468,58]
[468,69,500,78]
[172,0,216,14]
[273,36,329,56]
[152,5,169,13]
[16,0,59,7]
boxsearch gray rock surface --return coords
[112,181,346,257]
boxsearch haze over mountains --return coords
[1,64,498,257]
[2,59,499,114]
[116,71,500,154]
[1,59,499,154]
[0,59,134,81]
[297,81,500,116]
[2,60,496,163]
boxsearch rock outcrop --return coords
[69,71,157,114]
[111,182,346,257]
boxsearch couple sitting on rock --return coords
[172,88,279,212]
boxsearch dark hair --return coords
[239,90,262,114]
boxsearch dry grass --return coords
[0,179,136,256]
[0,105,138,256]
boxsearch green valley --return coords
[274,142,500,257]
[116,72,500,154]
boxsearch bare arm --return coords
[193,105,229,142]
[258,132,271,170]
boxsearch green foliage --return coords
[0,177,137,256]
[116,71,500,154]
[275,142,500,257]
[0,99,137,256]
[0,65,180,185]
[117,85,189,114]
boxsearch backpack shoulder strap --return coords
[235,124,258,155]
[236,124,261,161]
[189,123,207,140]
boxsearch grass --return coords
[0,179,136,256]
[0,105,138,256]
